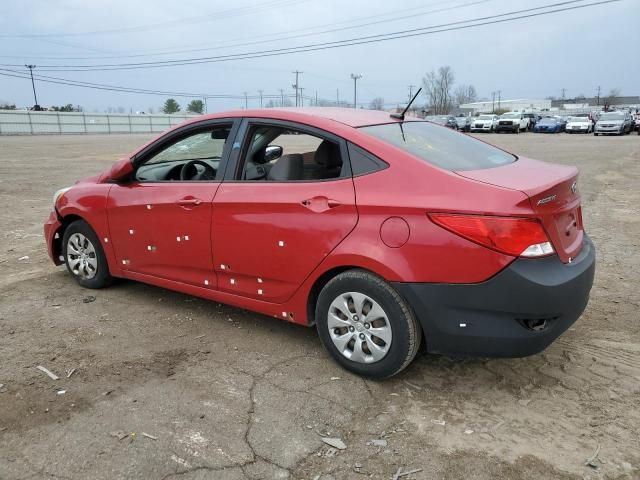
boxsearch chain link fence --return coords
[0,110,200,135]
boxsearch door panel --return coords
[107,182,219,287]
[212,179,357,303]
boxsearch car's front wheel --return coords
[62,220,112,289]
[315,270,422,378]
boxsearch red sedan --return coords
[44,108,595,378]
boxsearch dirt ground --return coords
[0,131,638,480]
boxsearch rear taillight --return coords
[428,213,554,258]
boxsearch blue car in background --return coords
[533,117,565,133]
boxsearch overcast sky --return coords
[0,0,638,112]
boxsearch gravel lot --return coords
[0,131,638,480]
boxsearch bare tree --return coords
[422,66,455,114]
[604,88,621,111]
[369,97,385,110]
[453,84,477,106]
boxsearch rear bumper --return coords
[393,235,595,358]
[44,210,63,265]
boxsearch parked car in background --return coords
[566,116,593,133]
[470,114,499,132]
[634,112,640,131]
[427,115,459,130]
[594,111,633,135]
[496,112,529,133]
[533,117,564,133]
[43,108,595,378]
[455,115,471,132]
[523,112,540,130]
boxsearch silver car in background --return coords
[594,111,633,136]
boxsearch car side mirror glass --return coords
[264,145,283,162]
[108,157,134,182]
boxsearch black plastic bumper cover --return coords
[393,235,595,357]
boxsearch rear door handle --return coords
[177,197,203,206]
[301,196,342,212]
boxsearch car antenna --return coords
[391,87,422,120]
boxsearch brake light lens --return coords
[428,213,554,258]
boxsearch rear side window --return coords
[347,143,388,176]
[360,121,515,171]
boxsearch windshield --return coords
[501,113,520,119]
[600,113,624,120]
[478,115,494,120]
[568,117,587,122]
[360,121,515,171]
[539,118,557,125]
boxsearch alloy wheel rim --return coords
[327,292,392,364]
[67,233,98,280]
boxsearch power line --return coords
[0,0,309,38]
[1,0,489,60]
[0,69,296,100]
[3,0,618,72]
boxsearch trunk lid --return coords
[456,157,583,263]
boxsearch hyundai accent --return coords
[44,108,595,378]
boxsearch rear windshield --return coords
[360,121,515,171]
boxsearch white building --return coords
[460,98,551,114]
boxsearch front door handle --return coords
[301,196,342,213]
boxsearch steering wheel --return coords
[180,160,216,181]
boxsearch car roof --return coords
[191,107,405,128]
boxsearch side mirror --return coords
[108,157,134,182]
[264,145,283,162]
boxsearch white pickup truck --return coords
[496,112,529,133]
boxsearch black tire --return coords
[62,219,113,289]
[594,132,598,136]
[315,269,422,378]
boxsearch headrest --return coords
[267,154,303,181]
[314,140,341,168]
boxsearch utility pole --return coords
[315,91,318,106]
[350,73,362,109]
[203,97,208,114]
[243,92,248,109]
[292,70,302,107]
[596,85,601,106]
[408,84,416,103]
[491,91,496,113]
[279,89,285,107]
[258,90,263,109]
[25,64,39,109]
[497,90,501,111]
[336,89,340,106]
[561,88,566,100]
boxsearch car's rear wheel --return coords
[62,220,112,289]
[315,270,422,378]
